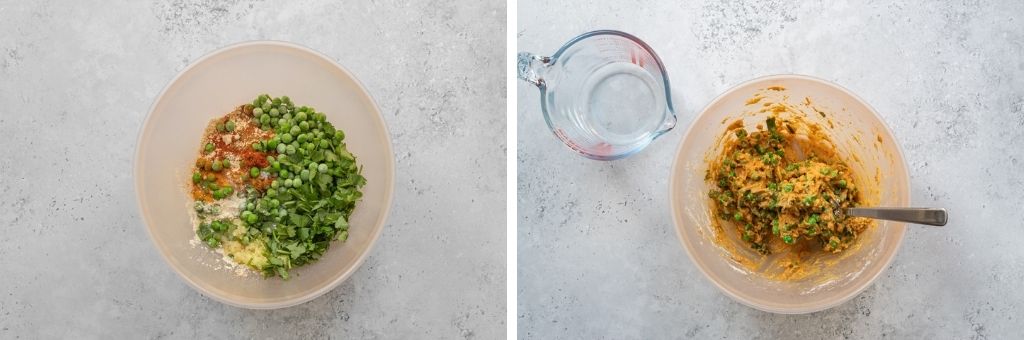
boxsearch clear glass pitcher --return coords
[518,30,677,160]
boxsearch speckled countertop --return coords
[0,0,505,338]
[519,1,1023,338]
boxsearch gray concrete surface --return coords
[519,1,1024,339]
[0,0,505,338]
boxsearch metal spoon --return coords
[845,207,947,226]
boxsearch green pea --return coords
[222,159,231,169]
[271,180,280,188]
[318,163,328,173]
[212,160,222,171]
[277,143,287,154]
[319,140,330,149]
[284,179,293,187]
[783,235,794,244]
[270,108,280,117]
[192,172,201,183]
[290,125,301,135]
[292,178,302,187]
[334,130,345,141]
[204,143,214,153]
[272,98,282,106]
[295,111,307,121]
[245,213,258,224]
[226,120,236,132]
[272,161,281,170]
[308,162,318,171]
[267,188,278,197]
[250,167,260,178]
[838,179,847,188]
[286,145,296,155]
[304,142,315,151]
[283,113,293,120]
[299,121,310,131]
[281,96,290,104]
[260,114,270,125]
[268,138,280,149]
[733,212,742,221]
[216,122,226,132]
[280,133,293,143]
[194,201,204,212]
[253,107,264,116]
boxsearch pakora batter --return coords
[707,114,872,256]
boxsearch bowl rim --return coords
[133,40,395,309]
[669,73,909,314]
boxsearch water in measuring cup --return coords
[575,61,665,146]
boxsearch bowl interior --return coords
[670,75,908,313]
[134,42,394,308]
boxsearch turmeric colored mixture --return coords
[707,115,872,256]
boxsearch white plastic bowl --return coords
[134,41,394,309]
[670,74,909,313]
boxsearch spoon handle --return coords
[843,206,946,225]
[846,207,947,226]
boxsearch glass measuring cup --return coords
[518,30,677,160]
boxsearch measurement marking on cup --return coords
[555,128,613,157]
[555,128,588,156]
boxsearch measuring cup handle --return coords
[517,52,550,87]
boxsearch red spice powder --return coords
[190,105,276,201]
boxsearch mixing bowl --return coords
[134,41,394,309]
[669,74,909,313]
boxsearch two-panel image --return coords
[2,0,1021,338]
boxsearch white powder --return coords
[183,182,257,278]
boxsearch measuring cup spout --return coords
[655,111,677,137]
[517,52,550,87]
